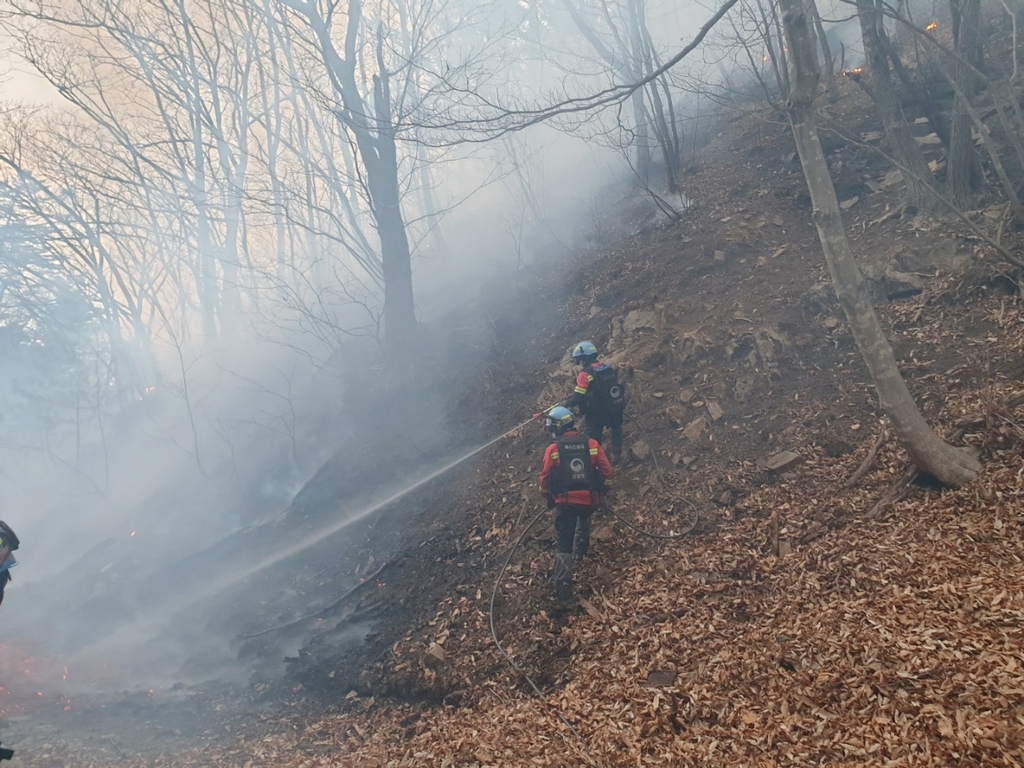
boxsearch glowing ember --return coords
[926,21,939,31]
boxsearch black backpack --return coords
[549,437,602,496]
[587,365,626,416]
[0,521,19,551]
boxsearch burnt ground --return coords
[5,73,1024,766]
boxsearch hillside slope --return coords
[124,80,1024,766]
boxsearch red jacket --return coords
[540,430,614,508]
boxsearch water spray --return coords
[72,415,541,664]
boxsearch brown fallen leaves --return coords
[109,409,1024,767]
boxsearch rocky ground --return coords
[4,77,1024,766]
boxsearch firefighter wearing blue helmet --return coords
[539,407,613,602]
[559,341,626,462]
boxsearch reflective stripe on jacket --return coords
[539,430,613,508]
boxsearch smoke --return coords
[0,0,735,707]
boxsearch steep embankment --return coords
[121,81,1024,766]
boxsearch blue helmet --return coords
[545,405,576,435]
[571,340,598,363]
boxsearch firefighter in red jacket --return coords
[540,406,613,603]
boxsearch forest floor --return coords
[5,77,1024,766]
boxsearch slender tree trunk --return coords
[282,0,417,352]
[856,0,941,210]
[808,0,839,101]
[947,0,984,208]
[779,0,980,486]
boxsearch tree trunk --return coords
[283,0,417,353]
[947,0,984,208]
[808,0,838,102]
[856,0,941,211]
[779,0,980,487]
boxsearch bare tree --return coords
[779,0,980,486]
[946,0,984,207]
[854,0,942,211]
[277,0,418,353]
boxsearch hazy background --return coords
[0,0,895,695]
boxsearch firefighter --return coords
[0,520,19,608]
[540,406,613,603]
[559,341,626,462]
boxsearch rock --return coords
[643,670,678,688]
[884,267,926,298]
[706,401,724,421]
[897,240,970,276]
[682,418,707,441]
[424,643,446,664]
[839,196,860,210]
[665,404,689,426]
[762,450,803,473]
[621,308,658,334]
[631,441,652,460]
[803,282,838,314]
[880,170,903,188]
[733,375,755,403]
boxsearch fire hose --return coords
[487,507,588,746]
[487,409,698,755]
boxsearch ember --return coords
[926,21,939,31]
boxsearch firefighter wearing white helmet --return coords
[540,406,613,603]
[559,341,626,462]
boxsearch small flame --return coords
[926,21,938,31]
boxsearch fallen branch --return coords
[866,466,916,520]
[843,430,888,488]
[241,560,396,639]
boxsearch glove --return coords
[533,412,545,420]
[545,495,556,509]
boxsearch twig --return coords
[241,560,396,639]
[866,467,915,520]
[843,430,888,488]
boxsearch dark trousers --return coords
[0,570,10,607]
[554,505,593,554]
[585,413,623,458]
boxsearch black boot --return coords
[553,553,574,603]
[574,516,591,561]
